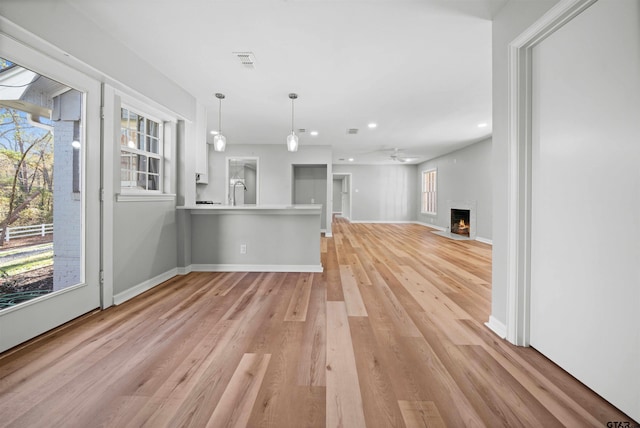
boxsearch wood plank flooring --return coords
[0,217,635,427]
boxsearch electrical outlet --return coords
[240,244,247,254]
[311,198,315,204]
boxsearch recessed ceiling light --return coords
[477,122,488,128]
[348,158,355,162]
[210,130,219,135]
[310,131,318,136]
[368,123,377,129]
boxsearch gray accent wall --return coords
[113,201,178,295]
[332,164,417,222]
[416,138,492,241]
[332,178,343,213]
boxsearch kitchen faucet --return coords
[231,181,247,206]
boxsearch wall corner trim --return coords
[485,316,507,339]
[177,266,193,275]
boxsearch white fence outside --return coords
[0,223,53,242]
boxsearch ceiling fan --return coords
[388,148,418,163]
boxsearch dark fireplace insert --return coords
[451,209,470,236]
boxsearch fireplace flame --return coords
[459,219,468,229]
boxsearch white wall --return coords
[529,0,640,420]
[491,0,560,326]
[416,138,492,241]
[0,1,195,121]
[332,164,417,222]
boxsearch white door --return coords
[0,35,101,353]
[530,0,640,420]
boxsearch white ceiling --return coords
[66,0,506,164]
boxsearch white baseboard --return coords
[190,264,324,273]
[475,236,493,245]
[113,268,178,305]
[325,232,333,237]
[350,220,416,224]
[413,221,446,231]
[176,266,192,275]
[485,316,507,339]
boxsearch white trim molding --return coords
[506,0,597,346]
[115,193,176,202]
[350,220,416,224]
[485,316,507,339]
[113,268,178,305]
[475,236,493,246]
[191,264,323,273]
[414,221,446,232]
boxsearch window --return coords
[421,169,437,214]
[120,107,162,192]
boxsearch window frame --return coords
[119,105,164,194]
[421,168,437,215]
[112,91,177,203]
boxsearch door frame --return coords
[332,173,352,221]
[505,0,597,346]
[0,27,103,352]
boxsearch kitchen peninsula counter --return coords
[176,204,323,272]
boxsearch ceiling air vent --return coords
[297,128,306,133]
[233,52,256,69]
[346,128,359,135]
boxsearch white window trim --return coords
[116,193,176,202]
[113,93,177,201]
[421,168,437,215]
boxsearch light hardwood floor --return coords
[0,218,635,427]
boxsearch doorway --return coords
[332,173,352,221]
[0,37,101,353]
[292,165,327,231]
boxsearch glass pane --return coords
[137,131,145,151]
[137,154,147,173]
[147,119,158,138]
[148,157,159,174]
[137,114,145,134]
[0,57,84,309]
[136,172,148,190]
[128,111,138,131]
[148,174,159,191]
[147,136,159,154]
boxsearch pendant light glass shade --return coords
[287,132,298,152]
[212,93,226,152]
[213,134,226,152]
[287,93,299,152]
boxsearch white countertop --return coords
[177,203,322,211]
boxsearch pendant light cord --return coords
[219,98,223,134]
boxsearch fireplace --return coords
[451,208,470,236]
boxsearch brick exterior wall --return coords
[52,119,81,291]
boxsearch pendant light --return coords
[287,93,299,152]
[212,93,226,152]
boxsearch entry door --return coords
[0,35,101,353]
[530,0,640,420]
